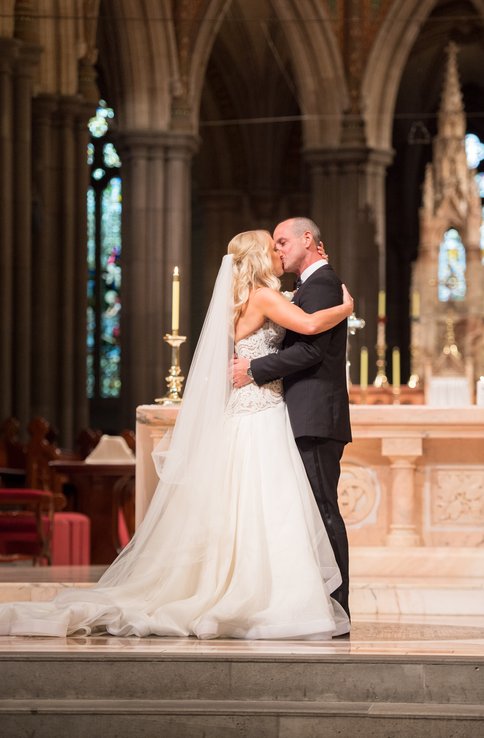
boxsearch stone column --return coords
[305,145,393,382]
[31,94,93,446]
[117,133,168,427]
[196,190,244,313]
[56,98,79,443]
[0,38,17,420]
[114,130,199,427]
[72,101,94,437]
[31,94,58,423]
[382,436,422,546]
[12,41,41,426]
[162,132,199,355]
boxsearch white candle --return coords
[378,290,386,319]
[411,290,420,319]
[360,347,368,392]
[392,347,400,389]
[172,266,180,333]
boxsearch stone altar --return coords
[136,403,484,616]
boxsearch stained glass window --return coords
[465,133,484,265]
[438,229,466,302]
[86,101,122,398]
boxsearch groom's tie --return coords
[294,277,303,291]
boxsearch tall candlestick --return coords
[360,346,368,392]
[411,290,420,319]
[378,290,386,319]
[172,266,180,334]
[155,332,187,405]
[392,347,400,388]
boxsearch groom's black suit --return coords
[250,263,352,617]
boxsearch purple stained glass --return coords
[100,178,122,398]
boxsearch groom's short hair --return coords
[290,217,321,245]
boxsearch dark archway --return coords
[191,0,308,344]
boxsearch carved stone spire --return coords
[432,42,470,207]
[438,42,465,140]
[414,41,484,388]
[422,163,434,215]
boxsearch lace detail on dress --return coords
[226,320,285,416]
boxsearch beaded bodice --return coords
[226,320,285,416]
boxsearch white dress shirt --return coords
[299,259,328,284]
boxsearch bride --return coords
[0,230,353,640]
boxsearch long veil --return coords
[1,251,350,640]
[97,254,235,588]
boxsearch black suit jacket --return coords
[251,264,352,442]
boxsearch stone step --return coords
[1,651,483,704]
[2,642,483,737]
[1,698,483,738]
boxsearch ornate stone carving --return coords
[428,466,484,528]
[413,42,484,385]
[338,462,380,528]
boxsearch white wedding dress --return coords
[0,256,349,640]
[0,320,348,640]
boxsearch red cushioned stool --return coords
[51,512,91,565]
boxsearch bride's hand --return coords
[317,241,328,260]
[342,284,354,316]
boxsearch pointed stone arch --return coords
[363,0,437,150]
[363,0,484,150]
[185,0,232,130]
[98,0,175,130]
[269,0,348,148]
[187,0,347,146]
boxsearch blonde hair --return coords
[227,230,281,324]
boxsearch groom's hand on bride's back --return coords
[231,356,252,388]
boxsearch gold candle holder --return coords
[155,332,187,405]
[373,319,388,388]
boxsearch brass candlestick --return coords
[373,319,388,387]
[155,332,187,405]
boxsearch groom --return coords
[232,217,352,620]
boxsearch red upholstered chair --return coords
[26,417,73,510]
[0,489,54,565]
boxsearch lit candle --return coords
[411,290,420,319]
[378,290,386,319]
[172,266,180,333]
[392,347,400,389]
[360,346,368,392]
